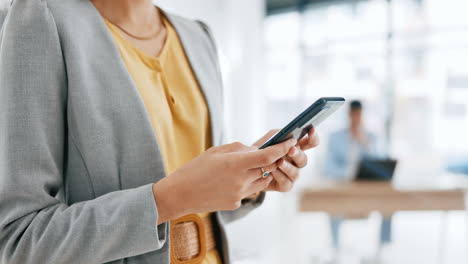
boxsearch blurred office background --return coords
[158,0,468,263]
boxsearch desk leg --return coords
[370,212,383,263]
[438,211,448,264]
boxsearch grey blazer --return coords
[0,0,264,263]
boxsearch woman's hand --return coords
[152,138,297,224]
[253,128,320,192]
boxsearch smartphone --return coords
[260,97,345,149]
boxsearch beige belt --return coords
[170,214,217,263]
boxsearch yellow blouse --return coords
[105,17,221,264]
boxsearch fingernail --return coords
[291,147,297,156]
[283,161,289,169]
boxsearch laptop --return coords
[354,159,398,181]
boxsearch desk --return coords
[299,181,466,217]
[299,181,467,263]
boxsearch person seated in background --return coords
[323,100,392,252]
[447,159,468,175]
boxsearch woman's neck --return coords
[91,0,162,34]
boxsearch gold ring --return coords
[260,168,269,178]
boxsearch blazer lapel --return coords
[59,0,168,193]
[164,13,224,147]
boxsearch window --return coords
[264,0,468,166]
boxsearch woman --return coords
[0,0,319,263]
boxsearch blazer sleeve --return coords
[0,1,167,263]
[0,8,7,28]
